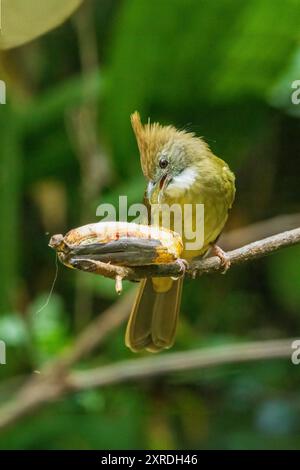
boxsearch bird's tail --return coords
[125,278,183,352]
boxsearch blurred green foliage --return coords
[0,0,300,450]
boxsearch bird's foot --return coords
[171,258,189,280]
[210,244,231,274]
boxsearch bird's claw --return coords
[210,244,231,273]
[171,258,189,280]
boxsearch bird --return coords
[125,111,236,353]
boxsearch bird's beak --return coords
[147,174,170,204]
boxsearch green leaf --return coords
[0,0,84,50]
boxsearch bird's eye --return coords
[159,157,169,169]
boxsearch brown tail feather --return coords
[125,278,183,352]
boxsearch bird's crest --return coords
[131,111,208,178]
[131,111,178,178]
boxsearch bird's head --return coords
[131,111,209,203]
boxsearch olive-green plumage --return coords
[125,112,236,353]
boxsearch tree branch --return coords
[72,227,300,281]
[69,338,295,390]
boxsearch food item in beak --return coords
[157,174,169,203]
